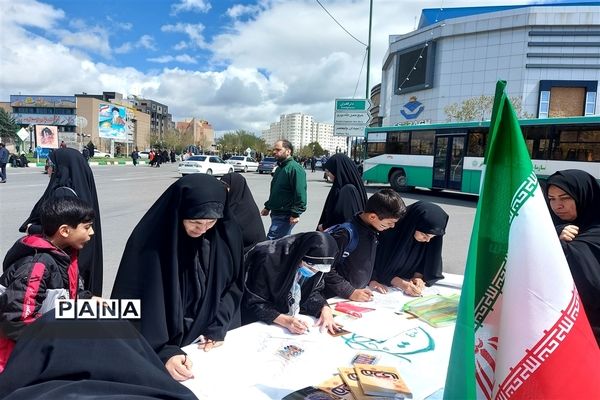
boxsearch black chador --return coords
[18,148,103,296]
[318,154,368,230]
[111,174,244,362]
[373,201,448,286]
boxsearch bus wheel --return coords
[390,170,414,192]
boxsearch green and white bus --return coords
[363,116,600,194]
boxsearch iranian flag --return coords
[444,81,600,399]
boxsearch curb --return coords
[8,160,150,168]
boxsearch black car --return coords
[258,157,277,174]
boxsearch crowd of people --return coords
[0,140,598,397]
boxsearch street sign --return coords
[334,125,366,136]
[335,99,371,111]
[334,98,372,137]
[334,112,371,125]
[16,127,29,141]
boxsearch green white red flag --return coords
[444,80,600,399]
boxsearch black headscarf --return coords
[111,174,244,362]
[18,148,103,296]
[373,201,448,286]
[0,314,197,399]
[546,169,600,230]
[242,232,338,325]
[221,172,266,251]
[318,154,368,229]
[545,169,600,343]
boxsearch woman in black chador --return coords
[371,201,448,296]
[221,172,266,252]
[242,232,340,334]
[18,147,103,296]
[546,169,600,344]
[317,153,368,230]
[111,174,244,381]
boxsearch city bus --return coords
[363,116,600,194]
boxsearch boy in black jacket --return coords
[0,196,95,372]
[324,189,406,301]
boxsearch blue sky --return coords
[1,0,597,133]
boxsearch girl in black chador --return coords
[371,201,449,296]
[242,232,340,335]
[317,153,368,231]
[19,147,103,296]
[111,174,244,381]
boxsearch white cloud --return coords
[161,23,207,48]
[226,2,264,19]
[138,34,157,50]
[147,54,198,64]
[114,35,157,54]
[1,0,548,134]
[56,28,112,58]
[170,0,211,16]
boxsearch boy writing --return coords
[0,196,96,371]
[324,189,406,301]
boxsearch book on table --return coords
[354,364,413,399]
[338,367,390,400]
[316,374,355,400]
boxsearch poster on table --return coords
[98,104,127,141]
[35,125,59,148]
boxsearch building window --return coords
[585,92,597,116]
[538,91,550,119]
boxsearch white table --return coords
[182,283,461,399]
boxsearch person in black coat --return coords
[111,174,244,381]
[18,148,103,296]
[242,232,339,334]
[221,172,266,252]
[318,153,368,231]
[546,169,600,344]
[370,201,448,296]
[0,314,197,399]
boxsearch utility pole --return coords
[359,0,374,161]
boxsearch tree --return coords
[0,109,19,141]
[217,130,268,156]
[298,141,325,158]
[444,95,534,122]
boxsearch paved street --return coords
[0,164,477,297]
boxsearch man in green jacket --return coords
[261,139,307,239]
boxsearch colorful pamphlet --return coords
[401,294,460,328]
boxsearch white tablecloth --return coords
[182,285,460,399]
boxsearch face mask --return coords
[298,265,317,278]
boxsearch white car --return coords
[226,156,259,172]
[138,151,150,159]
[93,150,111,158]
[178,155,234,177]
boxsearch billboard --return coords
[99,104,127,140]
[36,125,59,148]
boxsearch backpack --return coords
[324,222,358,259]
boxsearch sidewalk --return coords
[9,160,151,168]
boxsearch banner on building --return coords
[99,104,127,141]
[35,125,59,148]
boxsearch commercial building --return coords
[176,118,215,150]
[75,92,151,153]
[379,3,600,127]
[129,96,174,139]
[262,112,347,155]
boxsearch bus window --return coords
[386,132,410,154]
[410,130,434,155]
[467,130,486,157]
[552,129,600,162]
[367,142,386,158]
[523,126,550,159]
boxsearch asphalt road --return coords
[0,164,477,297]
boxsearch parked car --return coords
[138,151,150,159]
[178,155,234,177]
[226,155,259,172]
[258,157,277,174]
[93,151,111,158]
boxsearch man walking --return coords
[261,140,307,239]
[0,143,9,183]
